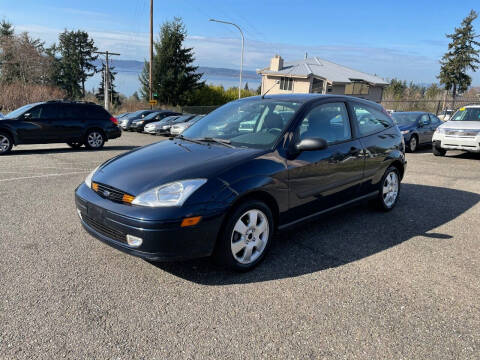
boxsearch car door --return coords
[18,104,57,143]
[350,102,400,195]
[286,101,365,221]
[417,114,432,144]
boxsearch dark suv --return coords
[0,101,121,155]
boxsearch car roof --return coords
[245,94,384,108]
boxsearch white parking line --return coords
[0,171,88,182]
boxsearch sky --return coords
[1,0,480,89]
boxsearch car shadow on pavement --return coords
[5,145,138,156]
[150,183,479,285]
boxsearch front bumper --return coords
[75,183,224,261]
[432,134,480,152]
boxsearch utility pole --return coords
[149,0,154,107]
[94,50,120,111]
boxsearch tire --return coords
[213,200,274,272]
[373,166,401,211]
[84,130,105,150]
[67,142,83,149]
[0,132,13,155]
[433,145,446,157]
[407,135,418,152]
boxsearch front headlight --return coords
[85,165,100,188]
[401,130,410,135]
[132,179,207,207]
[137,121,144,124]
[162,125,170,129]
[435,128,445,134]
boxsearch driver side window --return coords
[299,102,351,144]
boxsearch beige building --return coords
[258,55,388,103]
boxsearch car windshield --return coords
[127,110,148,119]
[182,98,302,149]
[392,113,419,126]
[172,115,194,124]
[142,112,161,120]
[5,103,38,119]
[450,108,480,121]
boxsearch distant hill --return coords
[93,59,260,80]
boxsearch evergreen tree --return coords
[244,82,249,91]
[49,30,98,99]
[438,10,480,99]
[0,19,14,38]
[95,63,120,106]
[139,17,203,105]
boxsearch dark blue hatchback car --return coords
[76,95,406,271]
[392,112,442,152]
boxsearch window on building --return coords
[311,78,324,93]
[345,82,370,95]
[279,77,293,91]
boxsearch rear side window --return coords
[352,104,393,136]
[84,105,109,120]
[429,114,441,125]
[38,104,59,119]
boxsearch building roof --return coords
[258,57,388,86]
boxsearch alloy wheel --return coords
[87,132,103,148]
[409,137,417,152]
[383,171,399,208]
[231,209,269,265]
[0,134,10,153]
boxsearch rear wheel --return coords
[84,130,105,150]
[213,200,274,272]
[67,142,83,149]
[433,145,446,156]
[0,132,13,155]
[373,166,400,211]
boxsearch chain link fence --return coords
[381,98,480,116]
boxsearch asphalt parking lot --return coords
[1,132,479,359]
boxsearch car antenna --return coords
[261,80,280,99]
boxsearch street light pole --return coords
[209,18,244,99]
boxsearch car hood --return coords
[440,121,480,130]
[93,139,262,195]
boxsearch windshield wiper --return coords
[175,134,204,145]
[196,137,234,148]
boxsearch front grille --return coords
[445,130,478,137]
[93,182,131,203]
[83,214,127,243]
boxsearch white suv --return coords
[432,105,480,156]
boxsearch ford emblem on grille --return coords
[103,190,111,197]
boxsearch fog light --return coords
[126,234,143,247]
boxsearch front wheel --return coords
[433,145,446,156]
[0,133,13,155]
[407,135,418,152]
[84,130,105,150]
[373,166,401,211]
[213,200,274,272]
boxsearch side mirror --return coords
[23,113,32,119]
[295,137,328,152]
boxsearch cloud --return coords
[13,24,480,86]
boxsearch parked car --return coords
[116,112,130,120]
[130,110,180,132]
[161,114,196,135]
[392,112,442,152]
[432,105,480,156]
[170,115,204,136]
[149,114,195,136]
[0,100,121,155]
[438,109,454,122]
[119,110,156,130]
[143,115,180,135]
[0,112,4,119]
[75,94,406,271]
